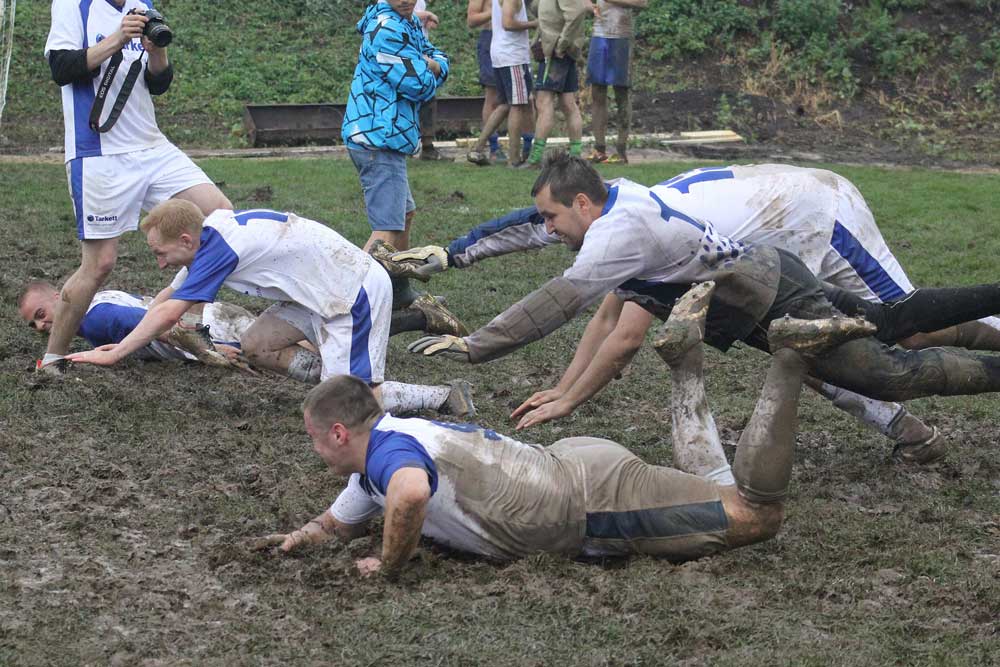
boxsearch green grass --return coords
[1,157,999,665]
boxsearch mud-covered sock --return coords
[379,381,451,413]
[488,134,500,153]
[568,140,582,157]
[287,348,322,384]
[389,307,427,336]
[810,379,905,439]
[705,464,736,486]
[527,138,545,164]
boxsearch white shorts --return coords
[202,302,256,347]
[66,142,213,240]
[262,268,392,384]
[818,184,915,303]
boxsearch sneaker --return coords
[766,314,877,357]
[410,293,469,337]
[892,427,948,464]
[586,149,609,163]
[652,282,715,365]
[467,150,491,166]
[442,379,476,418]
[491,148,508,164]
[605,153,628,164]
[420,145,452,161]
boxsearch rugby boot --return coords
[420,145,453,161]
[164,321,232,368]
[369,240,437,283]
[410,293,469,337]
[892,426,948,465]
[467,150,491,166]
[652,281,716,365]
[441,379,476,418]
[767,314,877,357]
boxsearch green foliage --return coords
[773,0,841,47]
[635,0,758,60]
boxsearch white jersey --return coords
[170,209,377,319]
[490,0,531,67]
[563,178,747,310]
[652,164,913,301]
[592,0,634,38]
[329,415,583,560]
[45,0,168,162]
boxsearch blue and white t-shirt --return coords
[78,289,148,346]
[329,414,583,560]
[45,0,168,162]
[170,209,376,319]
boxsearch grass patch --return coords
[1,157,999,665]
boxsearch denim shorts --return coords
[348,148,416,232]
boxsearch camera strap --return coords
[89,50,144,134]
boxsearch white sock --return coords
[705,464,736,486]
[42,353,65,365]
[380,381,450,413]
[815,382,903,437]
[287,349,322,384]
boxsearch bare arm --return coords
[511,293,624,419]
[515,301,653,429]
[467,0,492,28]
[263,510,369,553]
[358,468,431,578]
[503,0,538,31]
[149,284,176,308]
[66,298,193,365]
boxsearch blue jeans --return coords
[348,148,416,232]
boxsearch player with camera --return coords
[41,0,232,375]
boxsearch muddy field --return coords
[1,159,998,665]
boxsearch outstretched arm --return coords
[515,301,653,429]
[66,298,194,365]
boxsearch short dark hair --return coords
[17,280,57,311]
[302,375,384,432]
[530,151,607,207]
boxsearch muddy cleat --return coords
[35,356,69,376]
[420,145,452,161]
[441,379,476,418]
[767,314,877,357]
[410,293,469,337]
[892,427,948,465]
[652,281,716,365]
[370,240,440,283]
[586,149,608,163]
[165,322,231,367]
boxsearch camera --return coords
[127,8,173,48]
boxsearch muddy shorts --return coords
[261,268,391,384]
[551,437,730,562]
[586,36,631,87]
[477,30,497,87]
[534,55,579,93]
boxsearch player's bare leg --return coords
[241,314,318,383]
[42,238,119,370]
[652,281,734,484]
[171,182,233,215]
[612,85,630,161]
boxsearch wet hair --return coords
[17,280,57,312]
[140,199,204,241]
[302,375,384,432]
[530,151,608,207]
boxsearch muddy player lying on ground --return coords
[406,154,1000,463]
[259,283,875,576]
[65,201,476,417]
[385,163,1000,461]
[18,279,256,367]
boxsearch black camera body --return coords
[127,8,173,48]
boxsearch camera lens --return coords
[146,23,173,48]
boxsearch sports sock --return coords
[380,381,450,413]
[809,379,906,439]
[527,138,545,164]
[521,132,534,156]
[391,276,422,309]
[666,344,730,478]
[488,134,500,153]
[568,140,582,157]
[287,348,322,384]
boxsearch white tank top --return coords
[490,0,530,68]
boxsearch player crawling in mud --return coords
[260,283,875,577]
